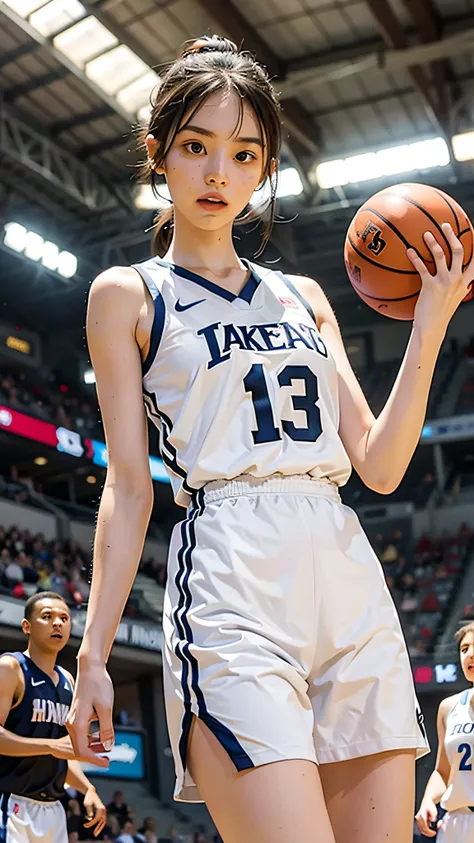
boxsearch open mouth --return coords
[51,633,63,640]
[197,194,228,212]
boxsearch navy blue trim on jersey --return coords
[132,263,167,376]
[275,272,317,324]
[174,490,254,776]
[153,257,261,305]
[142,388,195,496]
[0,793,9,843]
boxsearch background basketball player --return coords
[416,621,474,842]
[0,591,107,842]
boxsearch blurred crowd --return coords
[0,367,99,437]
[376,523,472,656]
[65,789,219,843]
[0,523,166,613]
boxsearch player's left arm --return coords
[289,234,468,493]
[63,671,107,838]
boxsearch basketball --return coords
[344,183,474,320]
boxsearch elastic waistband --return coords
[9,793,59,806]
[203,474,341,504]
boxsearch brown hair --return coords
[455,622,474,646]
[139,34,283,257]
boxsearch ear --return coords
[145,134,166,176]
[270,157,278,178]
[21,619,30,636]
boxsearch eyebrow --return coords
[179,124,263,147]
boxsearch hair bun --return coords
[181,35,238,58]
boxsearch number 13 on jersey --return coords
[243,363,323,444]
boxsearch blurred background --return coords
[1,0,474,839]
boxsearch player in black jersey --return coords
[0,592,107,842]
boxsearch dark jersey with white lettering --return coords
[0,651,72,800]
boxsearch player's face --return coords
[22,599,71,653]
[158,89,266,232]
[459,631,474,682]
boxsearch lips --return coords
[51,633,62,640]
[197,193,228,212]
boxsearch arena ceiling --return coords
[2,0,474,347]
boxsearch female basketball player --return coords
[416,622,474,841]
[66,35,473,843]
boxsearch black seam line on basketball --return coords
[355,287,421,302]
[378,194,452,264]
[347,235,419,274]
[431,188,461,236]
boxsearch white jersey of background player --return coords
[417,623,474,842]
[67,34,473,843]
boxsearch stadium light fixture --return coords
[452,130,474,162]
[3,222,78,279]
[83,368,96,385]
[315,137,450,189]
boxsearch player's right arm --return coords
[0,656,74,759]
[415,695,454,837]
[66,266,154,760]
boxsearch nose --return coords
[205,155,228,189]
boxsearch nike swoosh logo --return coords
[175,298,205,312]
[31,679,45,687]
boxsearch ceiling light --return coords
[54,16,118,69]
[56,251,78,279]
[276,167,304,198]
[34,456,48,466]
[86,44,149,96]
[24,231,44,262]
[452,130,474,162]
[83,368,96,385]
[315,137,450,189]
[29,0,84,37]
[3,222,27,253]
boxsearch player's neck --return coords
[166,211,244,278]
[25,643,57,680]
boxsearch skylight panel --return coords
[53,16,118,69]
[29,0,85,37]
[2,0,47,17]
[86,45,150,96]
[116,70,160,114]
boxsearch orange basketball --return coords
[344,183,474,320]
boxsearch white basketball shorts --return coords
[163,475,430,802]
[0,793,67,843]
[437,810,474,843]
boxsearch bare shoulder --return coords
[89,265,147,310]
[0,655,23,698]
[285,273,336,329]
[439,692,463,721]
[88,265,147,334]
[0,654,22,677]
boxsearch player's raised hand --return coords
[407,223,473,333]
[66,661,114,768]
[415,798,438,837]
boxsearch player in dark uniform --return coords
[0,592,107,842]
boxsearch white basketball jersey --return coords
[132,256,351,506]
[441,690,474,813]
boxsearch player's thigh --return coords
[187,717,336,843]
[319,749,416,843]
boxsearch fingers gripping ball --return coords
[344,183,474,320]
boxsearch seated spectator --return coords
[107,792,132,829]
[116,819,140,843]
